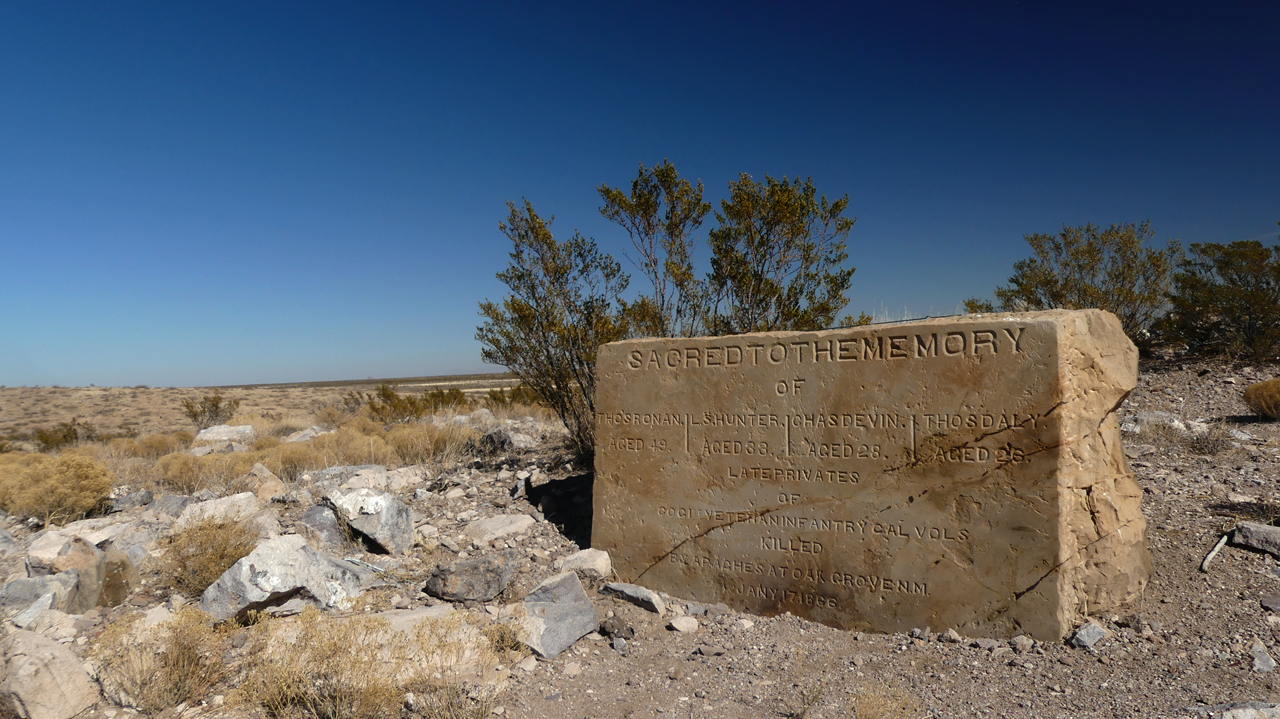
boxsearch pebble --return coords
[670,616,699,633]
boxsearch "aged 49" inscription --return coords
[593,310,1150,640]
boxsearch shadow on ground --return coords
[528,472,594,549]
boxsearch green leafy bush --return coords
[477,200,630,459]
[1159,239,1280,360]
[181,394,241,430]
[34,417,97,451]
[484,383,543,409]
[965,221,1178,344]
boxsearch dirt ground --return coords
[0,373,518,440]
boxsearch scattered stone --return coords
[0,573,80,614]
[1253,640,1277,673]
[520,571,599,658]
[247,463,288,502]
[600,615,635,640]
[284,426,332,443]
[611,636,628,653]
[444,487,466,500]
[1070,620,1109,649]
[200,535,370,621]
[1261,596,1280,613]
[737,619,755,631]
[1233,523,1280,559]
[1011,635,1035,653]
[0,527,17,558]
[669,616,699,633]
[0,630,100,719]
[515,655,537,673]
[98,550,139,607]
[174,492,261,531]
[555,548,612,578]
[477,428,514,455]
[324,487,413,554]
[1218,703,1280,719]
[465,514,535,544]
[195,424,255,443]
[563,661,581,677]
[150,494,196,518]
[940,628,963,643]
[696,644,727,656]
[109,489,153,513]
[602,582,666,616]
[424,550,518,602]
[296,505,349,551]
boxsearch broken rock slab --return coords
[601,582,666,616]
[425,550,519,602]
[1070,620,1109,649]
[324,487,413,554]
[200,535,371,622]
[0,629,100,719]
[1233,523,1280,558]
[520,571,599,658]
[195,424,255,443]
[173,492,261,531]
[555,548,612,578]
[296,505,350,551]
[0,573,80,615]
[464,514,535,544]
[594,309,1150,641]
[247,463,288,502]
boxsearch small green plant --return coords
[1160,238,1280,360]
[965,221,1179,345]
[181,393,242,430]
[0,453,114,525]
[348,384,470,425]
[93,608,229,713]
[34,417,97,451]
[484,383,543,409]
[1244,378,1280,420]
[159,518,258,597]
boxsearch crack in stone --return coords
[1011,517,1143,601]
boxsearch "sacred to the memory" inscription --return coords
[592,310,1150,640]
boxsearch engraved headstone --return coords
[593,309,1149,640]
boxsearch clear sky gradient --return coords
[2,2,1276,387]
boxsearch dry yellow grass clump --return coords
[93,607,230,713]
[1244,377,1280,420]
[0,452,114,524]
[159,518,259,597]
[241,608,503,719]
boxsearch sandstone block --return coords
[593,309,1149,640]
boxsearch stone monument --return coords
[592,309,1149,640]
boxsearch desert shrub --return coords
[155,453,209,494]
[242,609,406,719]
[477,200,630,459]
[181,393,241,430]
[34,417,97,451]
[155,452,257,494]
[349,384,471,426]
[135,432,189,459]
[0,453,113,524]
[311,426,395,468]
[1184,424,1233,456]
[1160,239,1280,360]
[253,435,283,452]
[481,622,528,658]
[235,412,312,439]
[484,383,543,409]
[313,403,350,430]
[93,608,229,713]
[160,518,258,597]
[1244,378,1280,420]
[965,221,1179,345]
[387,423,477,465]
[266,442,325,482]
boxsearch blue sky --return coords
[1,1,1276,387]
